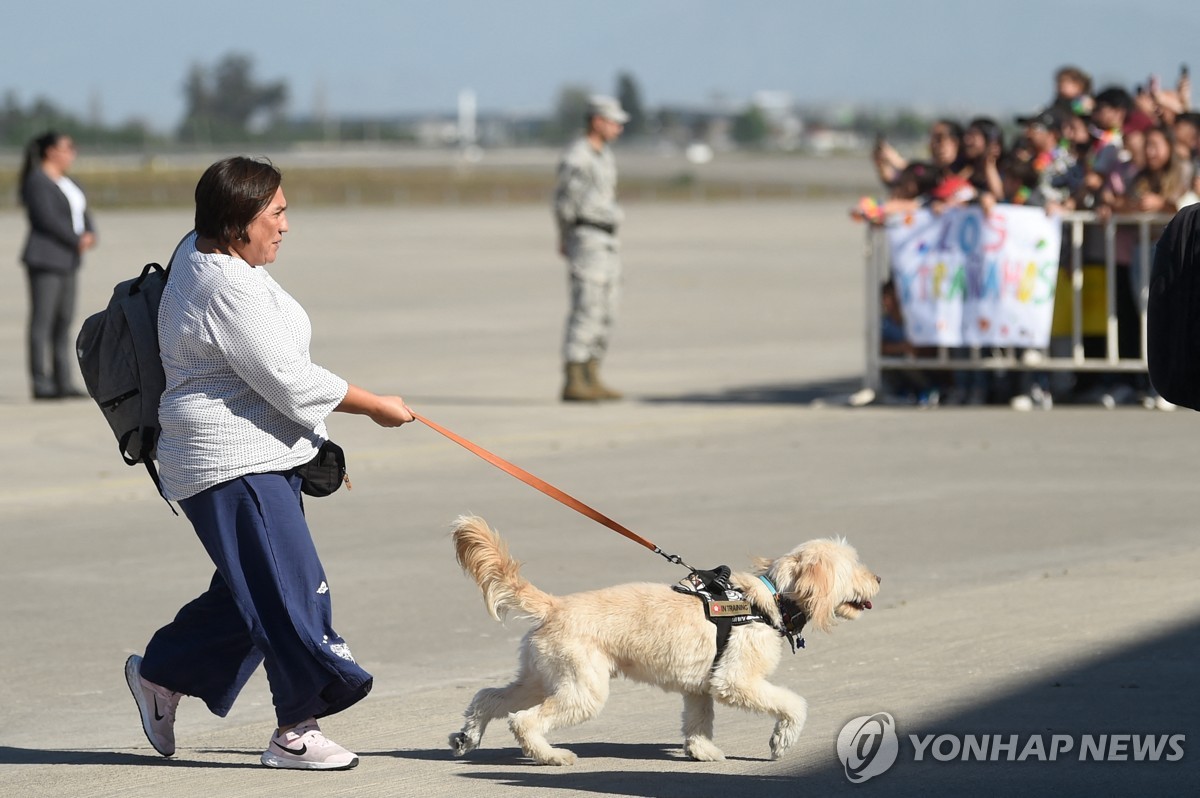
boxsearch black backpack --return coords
[75,236,189,509]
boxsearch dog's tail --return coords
[452,515,559,622]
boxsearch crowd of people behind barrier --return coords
[854,64,1195,410]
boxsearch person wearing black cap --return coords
[1080,86,1133,208]
[1014,107,1074,207]
[1015,107,1063,131]
[553,95,629,401]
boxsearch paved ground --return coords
[1,198,1198,796]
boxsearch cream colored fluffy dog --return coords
[448,515,880,765]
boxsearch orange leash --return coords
[413,413,690,569]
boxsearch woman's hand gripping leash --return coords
[337,385,416,428]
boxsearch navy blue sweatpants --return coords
[140,470,372,726]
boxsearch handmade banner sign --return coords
[886,205,1063,348]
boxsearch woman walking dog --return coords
[124,156,415,770]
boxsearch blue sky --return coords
[5,0,1198,132]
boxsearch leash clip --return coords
[654,547,693,571]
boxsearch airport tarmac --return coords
[1,199,1197,796]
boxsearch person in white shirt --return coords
[124,157,414,771]
[18,131,96,399]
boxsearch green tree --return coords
[615,72,646,138]
[178,53,288,143]
[892,111,928,139]
[0,91,154,149]
[546,85,591,145]
[732,104,769,148]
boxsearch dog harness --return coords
[673,567,806,668]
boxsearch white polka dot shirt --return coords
[156,232,348,500]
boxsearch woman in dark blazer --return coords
[19,131,96,399]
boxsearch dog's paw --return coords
[684,737,726,762]
[449,731,477,756]
[769,721,802,759]
[535,747,578,766]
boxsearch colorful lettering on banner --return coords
[886,206,1062,347]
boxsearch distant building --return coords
[751,90,804,150]
[802,127,866,155]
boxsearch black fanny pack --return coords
[297,440,350,497]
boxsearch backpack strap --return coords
[143,454,177,516]
[119,426,177,515]
[126,263,167,429]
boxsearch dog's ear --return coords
[751,556,773,575]
[792,552,838,633]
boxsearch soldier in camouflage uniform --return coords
[553,95,628,401]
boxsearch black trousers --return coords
[25,267,78,396]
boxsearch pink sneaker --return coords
[260,718,359,770]
[124,655,180,757]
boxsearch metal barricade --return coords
[862,210,1175,393]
